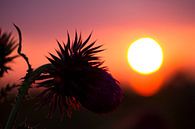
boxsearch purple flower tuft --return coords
[78,68,123,113]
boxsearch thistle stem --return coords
[4,79,31,129]
[4,64,51,129]
[14,24,32,72]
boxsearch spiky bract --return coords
[0,30,18,77]
[36,32,123,118]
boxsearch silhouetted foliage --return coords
[0,30,18,77]
[156,71,195,129]
[15,122,36,129]
[0,84,17,103]
[0,26,124,129]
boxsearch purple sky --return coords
[1,0,194,32]
[0,0,195,95]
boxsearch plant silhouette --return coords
[0,25,123,129]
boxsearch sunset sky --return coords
[1,0,195,96]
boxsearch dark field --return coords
[1,71,195,129]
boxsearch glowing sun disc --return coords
[127,37,163,74]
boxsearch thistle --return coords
[36,32,123,118]
[0,30,18,77]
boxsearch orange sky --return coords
[0,0,195,96]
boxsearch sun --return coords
[127,37,163,75]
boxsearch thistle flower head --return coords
[36,32,123,118]
[0,30,18,77]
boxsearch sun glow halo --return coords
[127,37,163,75]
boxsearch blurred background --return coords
[0,0,195,129]
[0,71,195,129]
